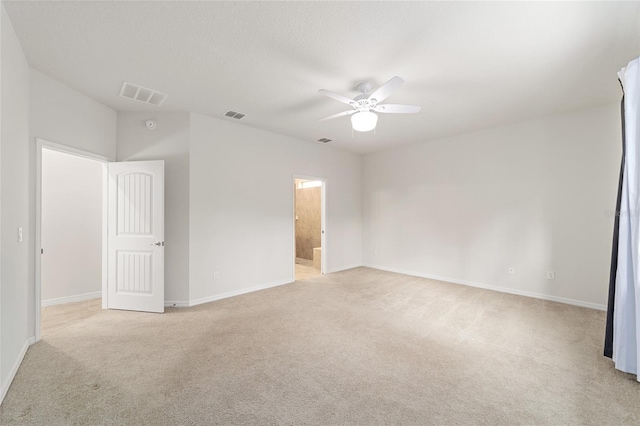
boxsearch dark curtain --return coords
[604,92,626,358]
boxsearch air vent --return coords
[224,110,246,119]
[317,138,332,143]
[119,82,168,106]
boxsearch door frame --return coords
[292,174,327,277]
[35,138,113,342]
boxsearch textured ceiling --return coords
[4,1,640,154]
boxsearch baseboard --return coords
[363,264,606,311]
[166,278,294,308]
[42,291,101,307]
[164,300,190,308]
[167,267,366,308]
[1,337,36,404]
[326,263,362,274]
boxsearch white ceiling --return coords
[4,1,640,154]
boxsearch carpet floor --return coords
[1,267,639,425]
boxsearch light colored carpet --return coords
[1,267,639,425]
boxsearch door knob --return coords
[151,241,164,246]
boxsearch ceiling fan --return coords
[318,76,421,132]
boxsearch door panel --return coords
[108,161,164,313]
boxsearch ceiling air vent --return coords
[317,138,332,143]
[119,81,168,106]
[224,110,246,119]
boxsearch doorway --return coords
[35,139,112,340]
[293,177,325,280]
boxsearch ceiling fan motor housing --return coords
[354,82,376,108]
[354,97,376,110]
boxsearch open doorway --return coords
[36,140,111,340]
[293,177,325,280]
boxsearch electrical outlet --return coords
[213,271,219,280]
[508,267,515,274]
[546,271,555,280]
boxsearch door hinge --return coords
[41,248,44,254]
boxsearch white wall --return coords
[41,149,103,303]
[116,112,190,303]
[1,3,31,400]
[1,4,3,403]
[189,113,362,304]
[30,69,116,159]
[363,103,622,309]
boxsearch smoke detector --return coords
[119,81,168,106]
[146,120,157,130]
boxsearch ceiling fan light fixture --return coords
[351,111,378,132]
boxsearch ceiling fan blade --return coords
[374,104,421,113]
[318,89,356,106]
[368,76,405,103]
[319,110,357,121]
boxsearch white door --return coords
[108,160,164,313]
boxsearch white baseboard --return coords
[166,278,294,308]
[164,300,190,308]
[1,337,36,404]
[164,266,365,309]
[363,264,606,311]
[41,291,102,307]
[326,263,362,274]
